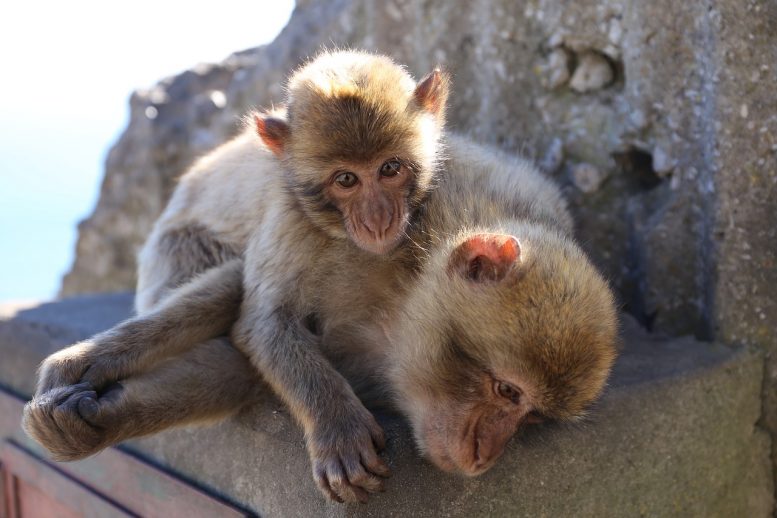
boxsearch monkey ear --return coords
[413,68,450,116]
[448,234,520,283]
[255,114,290,158]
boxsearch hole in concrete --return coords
[565,48,623,92]
[612,148,662,190]
[603,52,625,87]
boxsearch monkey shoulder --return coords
[441,134,573,233]
[136,129,293,309]
[161,129,289,244]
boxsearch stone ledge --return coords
[0,295,773,517]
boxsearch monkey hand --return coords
[36,342,98,395]
[308,406,391,503]
[22,382,125,461]
[36,338,138,396]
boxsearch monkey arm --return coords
[34,259,244,395]
[24,338,262,461]
[232,223,389,504]
[233,307,389,504]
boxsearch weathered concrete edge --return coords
[0,295,773,516]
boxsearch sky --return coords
[0,1,295,301]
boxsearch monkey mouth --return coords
[345,206,407,255]
[352,226,403,255]
[360,237,401,255]
[426,444,494,477]
[421,417,499,477]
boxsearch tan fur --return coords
[23,52,617,504]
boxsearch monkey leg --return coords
[35,259,244,394]
[23,338,262,462]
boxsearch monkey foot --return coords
[22,382,122,461]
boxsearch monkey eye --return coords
[495,381,522,405]
[379,159,401,177]
[334,171,358,188]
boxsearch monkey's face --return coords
[254,50,449,254]
[279,110,438,255]
[282,88,440,254]
[256,104,439,255]
[404,370,543,476]
[318,156,418,254]
[388,228,618,475]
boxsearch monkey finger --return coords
[55,388,98,424]
[54,388,103,437]
[313,465,344,503]
[80,361,117,390]
[343,455,385,493]
[360,448,391,478]
[37,383,92,407]
[53,395,103,447]
[76,396,100,422]
[369,422,387,451]
[24,386,103,461]
[326,460,368,503]
[77,393,124,429]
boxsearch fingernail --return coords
[78,397,99,418]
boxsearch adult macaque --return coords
[24,51,617,504]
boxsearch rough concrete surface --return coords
[0,296,772,516]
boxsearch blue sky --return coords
[0,1,294,301]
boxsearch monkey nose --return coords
[471,436,501,473]
[362,210,392,238]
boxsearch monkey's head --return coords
[387,224,618,476]
[253,50,449,255]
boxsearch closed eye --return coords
[494,380,522,405]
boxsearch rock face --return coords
[60,0,777,499]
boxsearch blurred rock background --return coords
[57,0,777,496]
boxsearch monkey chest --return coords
[304,261,402,351]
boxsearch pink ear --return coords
[448,234,520,282]
[413,68,450,115]
[255,114,290,157]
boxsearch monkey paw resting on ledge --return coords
[23,50,617,504]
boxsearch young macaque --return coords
[23,51,618,504]
[26,49,449,502]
